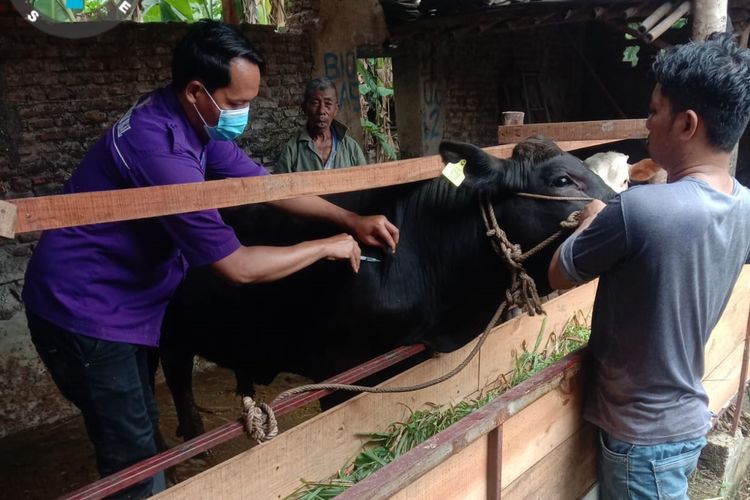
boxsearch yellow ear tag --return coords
[442,159,466,187]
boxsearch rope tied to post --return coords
[242,396,278,443]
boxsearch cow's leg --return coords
[233,365,257,398]
[160,348,205,440]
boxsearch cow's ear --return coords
[439,140,503,188]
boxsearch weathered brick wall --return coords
[437,25,588,148]
[0,11,312,436]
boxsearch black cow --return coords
[158,137,615,440]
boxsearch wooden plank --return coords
[500,368,585,488]
[498,119,647,144]
[7,139,619,236]
[704,266,750,375]
[389,435,489,500]
[705,339,750,414]
[502,424,597,500]
[0,200,17,239]
[335,354,584,500]
[478,282,596,390]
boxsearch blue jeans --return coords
[598,429,706,500]
[28,312,161,499]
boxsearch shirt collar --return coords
[299,119,348,143]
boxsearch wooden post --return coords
[730,310,750,436]
[740,24,750,49]
[0,200,17,239]
[502,111,525,126]
[691,0,728,41]
[487,426,503,500]
[221,0,240,24]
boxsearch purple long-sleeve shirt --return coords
[23,86,268,346]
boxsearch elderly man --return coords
[277,77,367,172]
[548,33,750,499]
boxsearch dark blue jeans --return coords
[28,312,159,499]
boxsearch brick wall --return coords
[0,10,313,436]
[394,24,592,154]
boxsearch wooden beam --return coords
[5,140,617,236]
[498,119,647,144]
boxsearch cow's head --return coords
[439,136,616,293]
[439,136,615,201]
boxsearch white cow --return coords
[584,152,630,193]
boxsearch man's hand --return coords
[548,199,607,290]
[344,213,400,253]
[268,197,400,252]
[580,199,606,222]
[322,233,362,273]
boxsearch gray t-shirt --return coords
[559,177,750,445]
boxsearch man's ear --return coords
[674,109,699,142]
[184,81,203,105]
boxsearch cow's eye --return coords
[552,176,573,187]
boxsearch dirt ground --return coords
[689,404,750,500]
[0,365,320,500]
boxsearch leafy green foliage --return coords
[287,315,591,499]
[622,45,640,68]
[142,0,222,22]
[357,58,397,162]
[672,17,687,29]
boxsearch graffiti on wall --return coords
[323,51,361,114]
[422,80,444,154]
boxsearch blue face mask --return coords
[193,86,250,141]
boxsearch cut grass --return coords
[288,313,591,500]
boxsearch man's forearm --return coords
[547,213,598,290]
[268,196,354,228]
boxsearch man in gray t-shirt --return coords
[549,33,750,500]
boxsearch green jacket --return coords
[277,120,367,173]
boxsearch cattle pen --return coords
[2,119,749,499]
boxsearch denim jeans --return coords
[28,312,161,499]
[598,429,706,500]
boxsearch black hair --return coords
[302,77,338,106]
[652,32,750,152]
[172,20,266,93]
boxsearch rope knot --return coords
[242,396,278,444]
[560,210,582,230]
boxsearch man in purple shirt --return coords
[23,20,399,498]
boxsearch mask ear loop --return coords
[200,84,222,112]
[192,84,220,128]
